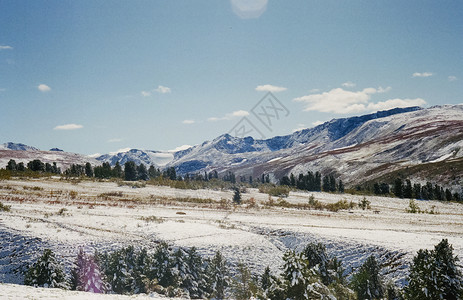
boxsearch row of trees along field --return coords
[372,178,461,202]
[23,239,462,299]
[3,159,460,202]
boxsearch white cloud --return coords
[155,85,171,94]
[168,145,192,152]
[208,110,249,121]
[292,124,307,132]
[0,45,13,50]
[412,72,433,78]
[366,98,426,111]
[182,119,195,124]
[312,120,324,127]
[108,138,123,143]
[448,76,457,82]
[53,123,83,130]
[294,86,423,114]
[255,84,287,93]
[231,0,268,19]
[38,84,51,92]
[109,148,132,155]
[88,153,101,158]
[141,91,151,97]
[341,81,356,88]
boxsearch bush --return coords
[0,202,11,212]
[358,197,371,210]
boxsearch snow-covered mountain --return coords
[0,143,99,171]
[4,105,463,186]
[97,105,463,185]
[0,142,39,151]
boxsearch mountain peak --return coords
[0,142,39,151]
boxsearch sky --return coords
[1,0,462,155]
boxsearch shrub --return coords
[351,255,384,300]
[358,197,371,210]
[0,202,11,212]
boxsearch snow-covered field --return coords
[1,178,463,298]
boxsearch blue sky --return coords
[1,0,462,155]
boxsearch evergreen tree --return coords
[413,183,422,199]
[124,161,138,181]
[206,250,229,299]
[282,250,310,299]
[28,159,45,172]
[6,159,17,171]
[303,243,330,285]
[71,248,106,293]
[233,188,242,205]
[280,176,291,186]
[137,163,149,181]
[404,179,413,199]
[151,242,176,287]
[231,262,257,300]
[184,247,207,298]
[394,178,404,198]
[351,255,384,300]
[85,162,94,177]
[404,239,462,300]
[338,179,345,193]
[17,162,25,171]
[24,249,68,289]
[290,173,296,187]
[112,162,123,178]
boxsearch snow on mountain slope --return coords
[0,144,100,171]
[0,142,39,151]
[96,149,174,167]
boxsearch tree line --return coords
[23,239,462,299]
[372,178,461,202]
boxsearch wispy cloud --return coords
[312,120,324,127]
[231,0,268,19]
[141,85,171,97]
[54,123,83,130]
[155,85,171,94]
[294,86,423,114]
[208,110,249,121]
[182,119,195,124]
[0,45,13,50]
[38,84,51,92]
[292,124,307,132]
[412,72,433,78]
[255,84,287,93]
[341,81,356,88]
[448,76,457,82]
[108,138,123,143]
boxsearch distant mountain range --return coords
[2,105,463,186]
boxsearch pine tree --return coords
[137,163,149,181]
[206,250,229,299]
[404,239,463,300]
[338,179,345,193]
[282,250,310,299]
[112,162,123,178]
[73,249,106,293]
[6,159,17,171]
[24,248,69,289]
[232,262,257,300]
[85,162,94,177]
[303,243,330,284]
[233,188,242,204]
[351,255,384,300]
[124,161,138,181]
[184,247,207,298]
[150,242,176,288]
[394,178,404,198]
[404,179,413,199]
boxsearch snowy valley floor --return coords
[1,178,463,298]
